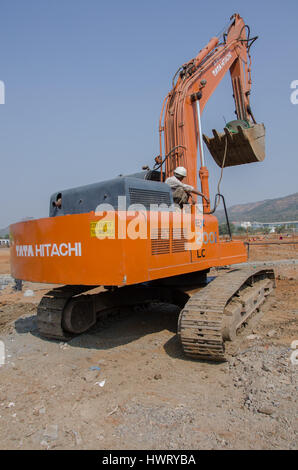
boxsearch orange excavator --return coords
[10,14,274,361]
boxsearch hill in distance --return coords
[0,226,10,237]
[216,193,298,224]
[0,217,34,237]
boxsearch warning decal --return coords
[90,220,115,238]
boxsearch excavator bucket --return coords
[203,121,265,168]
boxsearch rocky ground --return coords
[0,244,297,450]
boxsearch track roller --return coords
[178,267,275,361]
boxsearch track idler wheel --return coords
[62,296,96,334]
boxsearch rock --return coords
[262,363,272,373]
[279,376,291,385]
[154,374,162,380]
[82,370,100,383]
[43,424,59,441]
[40,440,49,449]
[95,380,106,387]
[267,330,277,338]
[257,407,274,416]
[97,359,106,365]
[33,407,45,416]
[24,289,34,297]
[72,430,82,446]
[246,334,261,340]
[237,356,249,364]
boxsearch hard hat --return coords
[174,166,187,177]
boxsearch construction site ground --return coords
[0,238,297,450]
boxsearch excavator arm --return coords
[158,13,265,200]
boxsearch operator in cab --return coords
[165,166,208,208]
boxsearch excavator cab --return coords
[203,121,265,168]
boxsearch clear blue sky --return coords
[0,0,297,228]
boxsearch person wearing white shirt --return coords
[165,167,208,208]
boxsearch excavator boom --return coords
[158,13,265,191]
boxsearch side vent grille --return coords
[129,188,171,209]
[172,228,188,253]
[151,229,170,255]
[151,228,188,255]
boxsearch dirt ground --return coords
[0,248,10,274]
[0,243,297,450]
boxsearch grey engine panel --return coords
[49,172,173,217]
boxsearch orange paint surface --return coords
[10,211,247,286]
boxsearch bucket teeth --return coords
[203,122,265,167]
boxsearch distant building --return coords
[240,221,252,229]
[255,221,298,232]
[238,220,298,232]
[0,239,10,247]
[251,222,263,230]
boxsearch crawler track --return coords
[37,268,275,361]
[178,267,275,361]
[37,285,94,340]
[36,284,187,341]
